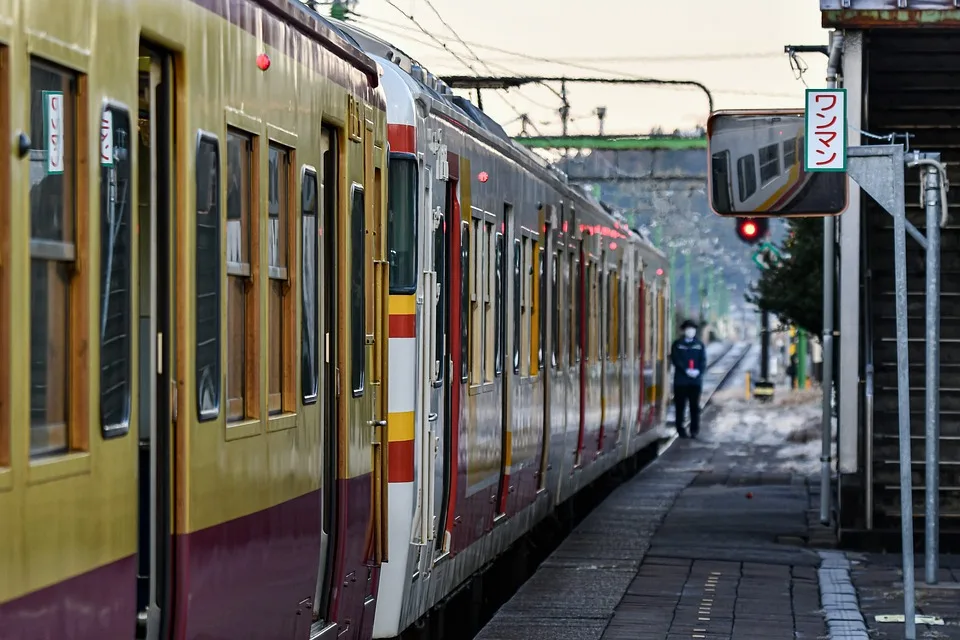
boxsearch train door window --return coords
[711,151,732,214]
[351,184,365,396]
[459,220,469,382]
[196,135,221,420]
[512,238,521,375]
[783,137,797,168]
[551,250,559,369]
[387,154,418,294]
[494,231,503,377]
[433,211,445,383]
[99,104,133,437]
[758,143,780,184]
[608,272,617,362]
[736,154,756,202]
[484,222,494,382]
[529,239,540,376]
[537,245,544,371]
[267,143,293,415]
[301,168,319,403]
[470,217,483,385]
[521,238,530,376]
[28,59,85,457]
[573,255,581,365]
[226,129,259,422]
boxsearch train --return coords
[0,1,672,639]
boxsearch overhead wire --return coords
[379,0,545,134]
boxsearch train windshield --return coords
[387,154,418,294]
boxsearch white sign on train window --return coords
[804,88,847,173]
[43,90,64,174]
[100,110,114,166]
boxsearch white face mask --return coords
[684,327,696,340]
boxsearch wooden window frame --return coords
[27,57,89,459]
[266,142,296,418]
[225,128,261,426]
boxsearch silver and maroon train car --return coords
[329,21,673,639]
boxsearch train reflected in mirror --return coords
[707,110,848,217]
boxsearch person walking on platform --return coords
[671,319,706,438]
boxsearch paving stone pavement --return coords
[474,425,831,640]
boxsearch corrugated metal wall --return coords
[864,28,960,531]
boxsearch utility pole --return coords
[560,81,570,175]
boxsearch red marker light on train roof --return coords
[478,171,489,183]
[656,268,664,276]
[257,53,271,71]
[610,242,617,250]
[562,221,568,233]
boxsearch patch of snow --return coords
[707,388,837,475]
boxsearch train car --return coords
[0,1,389,639]
[324,19,672,638]
[709,113,808,213]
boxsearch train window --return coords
[484,222,494,383]
[758,143,780,184]
[351,184,365,396]
[195,134,221,421]
[99,104,133,437]
[470,218,483,385]
[28,59,82,457]
[460,221,469,382]
[606,272,614,362]
[736,154,756,202]
[226,130,257,422]
[433,213,445,383]
[301,168,319,403]
[573,256,581,365]
[537,246,544,371]
[711,151,732,214]
[513,238,521,375]
[551,250,560,368]
[783,137,797,168]
[529,240,539,376]
[267,143,293,415]
[494,232,503,377]
[387,154,417,294]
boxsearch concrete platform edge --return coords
[818,550,869,640]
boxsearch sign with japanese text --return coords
[43,90,64,174]
[804,88,847,172]
[100,110,114,166]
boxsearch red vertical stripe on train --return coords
[388,124,416,154]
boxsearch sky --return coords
[341,0,831,138]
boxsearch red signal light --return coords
[736,217,767,245]
[742,221,757,237]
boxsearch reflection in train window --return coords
[736,154,756,202]
[758,143,780,184]
[711,151,732,213]
[783,137,797,168]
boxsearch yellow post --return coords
[745,372,751,400]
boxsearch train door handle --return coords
[427,413,438,423]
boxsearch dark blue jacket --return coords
[670,337,706,387]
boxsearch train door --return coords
[537,222,553,490]
[311,127,340,636]
[575,240,586,465]
[133,43,174,640]
[497,204,515,514]
[435,178,458,554]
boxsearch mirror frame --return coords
[706,108,849,218]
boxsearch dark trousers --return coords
[674,385,702,436]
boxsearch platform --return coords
[474,389,960,640]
